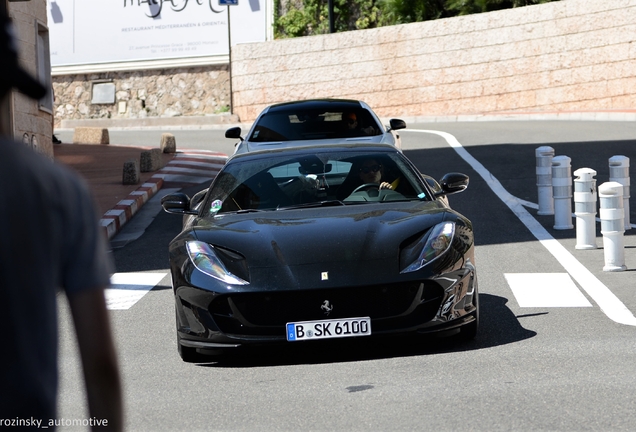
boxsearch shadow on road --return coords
[405,138,636,247]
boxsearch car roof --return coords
[262,99,367,114]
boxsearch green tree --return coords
[275,0,386,38]
[377,0,447,25]
[273,0,561,38]
[445,0,559,16]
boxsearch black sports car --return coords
[162,143,478,362]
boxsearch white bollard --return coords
[552,156,573,230]
[573,168,597,250]
[608,156,631,230]
[536,146,555,215]
[599,182,626,272]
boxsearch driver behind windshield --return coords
[357,158,395,191]
[342,112,376,136]
[335,156,401,200]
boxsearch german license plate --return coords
[286,317,371,341]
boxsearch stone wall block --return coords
[160,133,176,153]
[122,159,140,185]
[140,148,163,172]
[73,127,109,144]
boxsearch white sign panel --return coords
[47,0,267,67]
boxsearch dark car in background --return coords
[225,99,407,154]
[162,143,478,362]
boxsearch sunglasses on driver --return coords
[359,164,382,174]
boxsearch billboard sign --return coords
[47,0,266,67]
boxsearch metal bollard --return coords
[599,182,626,272]
[552,155,573,230]
[609,155,631,230]
[573,168,597,250]
[536,146,555,215]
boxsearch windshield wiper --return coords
[277,200,346,210]
[234,208,265,214]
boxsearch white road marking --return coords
[106,272,167,310]
[505,273,593,308]
[156,152,225,185]
[409,129,636,326]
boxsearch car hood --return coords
[191,201,449,288]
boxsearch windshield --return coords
[248,108,383,142]
[204,150,430,216]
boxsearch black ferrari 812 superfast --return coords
[162,143,478,362]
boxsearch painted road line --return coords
[155,151,225,185]
[169,160,226,169]
[410,129,636,326]
[505,273,593,308]
[160,166,220,176]
[106,272,167,310]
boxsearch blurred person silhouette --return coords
[0,11,122,431]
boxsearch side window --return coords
[268,162,302,180]
[36,22,53,113]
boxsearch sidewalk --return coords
[53,142,226,240]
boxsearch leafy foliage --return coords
[445,0,559,16]
[274,0,386,38]
[274,0,560,38]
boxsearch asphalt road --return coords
[56,120,636,431]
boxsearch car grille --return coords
[209,281,444,336]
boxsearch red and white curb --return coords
[100,151,227,240]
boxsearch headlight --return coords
[186,241,249,285]
[401,222,455,273]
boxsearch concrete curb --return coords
[100,176,164,240]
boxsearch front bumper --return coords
[174,265,477,349]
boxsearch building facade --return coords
[1,0,53,157]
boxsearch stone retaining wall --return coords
[232,0,636,122]
[52,65,230,128]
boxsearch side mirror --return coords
[439,173,469,195]
[161,193,198,215]
[225,127,243,141]
[388,119,406,131]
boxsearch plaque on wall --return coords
[91,82,116,104]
